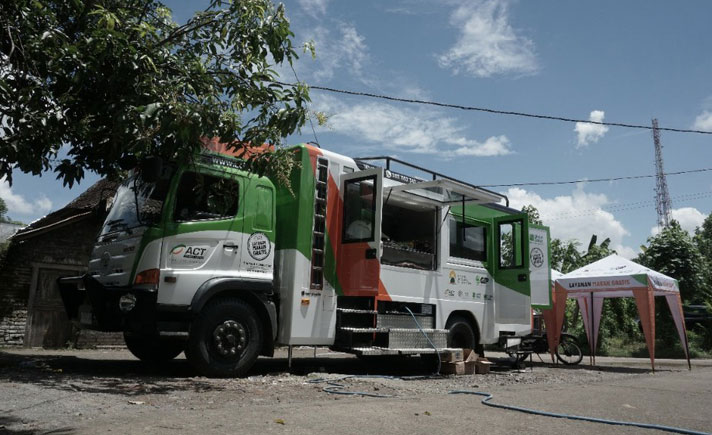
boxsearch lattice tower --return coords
[652,118,672,228]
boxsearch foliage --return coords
[694,213,712,294]
[637,220,710,305]
[0,198,7,222]
[695,213,712,260]
[521,204,542,226]
[0,0,310,187]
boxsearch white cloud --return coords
[506,185,637,258]
[0,178,53,217]
[650,207,707,236]
[692,111,712,132]
[314,95,513,157]
[574,110,609,147]
[297,0,330,18]
[297,24,370,84]
[437,0,538,78]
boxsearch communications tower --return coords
[652,118,672,228]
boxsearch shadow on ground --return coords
[0,349,659,399]
[0,415,73,435]
[0,350,452,397]
[503,357,658,375]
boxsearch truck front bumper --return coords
[57,274,163,334]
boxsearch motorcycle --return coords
[505,314,583,365]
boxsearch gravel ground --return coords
[1,347,711,434]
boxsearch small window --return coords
[254,185,273,230]
[449,218,486,261]
[173,172,239,221]
[499,220,523,268]
[342,175,376,243]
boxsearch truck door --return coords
[493,216,531,326]
[338,168,384,296]
[238,178,275,280]
[158,169,244,306]
[528,225,551,309]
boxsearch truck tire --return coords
[123,333,185,363]
[445,315,476,350]
[186,298,262,377]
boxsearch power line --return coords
[275,81,712,135]
[540,191,712,221]
[479,167,712,188]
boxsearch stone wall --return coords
[0,215,123,348]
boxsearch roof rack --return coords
[354,156,509,207]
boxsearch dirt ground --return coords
[1,347,711,435]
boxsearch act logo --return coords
[170,244,186,255]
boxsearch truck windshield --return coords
[100,175,168,236]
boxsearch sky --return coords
[5,0,712,259]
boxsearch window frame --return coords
[448,216,488,262]
[171,170,241,223]
[497,219,525,269]
[341,174,378,244]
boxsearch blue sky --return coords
[5,0,712,258]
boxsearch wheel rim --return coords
[212,320,248,359]
[557,341,581,364]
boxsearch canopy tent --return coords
[544,254,690,371]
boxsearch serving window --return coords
[380,201,436,270]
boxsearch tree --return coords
[521,204,542,226]
[694,212,712,295]
[694,213,712,265]
[638,221,710,305]
[0,197,7,222]
[1,0,310,187]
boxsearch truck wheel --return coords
[445,315,476,349]
[123,333,185,362]
[186,298,262,377]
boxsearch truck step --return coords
[352,347,461,356]
[336,308,377,314]
[388,328,448,349]
[377,313,434,329]
[336,327,449,349]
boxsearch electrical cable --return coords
[289,65,320,147]
[306,377,709,433]
[306,375,397,398]
[274,81,712,135]
[449,390,710,435]
[480,168,712,188]
[540,191,712,222]
[404,306,441,375]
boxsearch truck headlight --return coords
[119,293,137,312]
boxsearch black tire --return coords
[555,337,583,365]
[445,315,476,349]
[186,298,262,377]
[123,333,185,363]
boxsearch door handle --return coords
[518,273,528,282]
[224,242,239,250]
[365,248,377,259]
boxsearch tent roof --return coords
[556,254,679,296]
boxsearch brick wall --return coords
[0,216,123,348]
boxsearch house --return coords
[0,179,123,347]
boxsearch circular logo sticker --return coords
[530,247,544,268]
[247,232,271,261]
